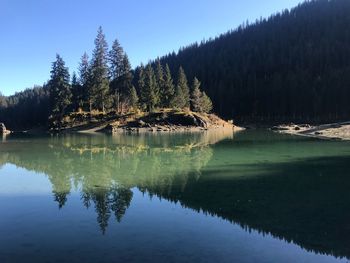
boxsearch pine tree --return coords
[71,72,83,111]
[129,86,139,110]
[79,52,90,85]
[78,52,90,110]
[191,77,202,112]
[178,67,190,108]
[155,60,165,107]
[173,67,190,109]
[200,92,213,113]
[109,39,124,112]
[118,55,134,112]
[108,39,135,113]
[120,55,133,94]
[141,65,158,112]
[171,83,185,109]
[108,39,125,80]
[138,65,145,108]
[49,54,72,121]
[90,26,110,112]
[163,64,175,108]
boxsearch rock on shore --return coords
[0,123,10,135]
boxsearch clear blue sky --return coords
[0,0,304,96]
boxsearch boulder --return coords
[192,114,209,128]
[0,123,10,134]
[137,120,146,127]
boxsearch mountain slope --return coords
[155,0,350,123]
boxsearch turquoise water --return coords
[0,130,350,263]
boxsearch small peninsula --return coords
[0,27,237,134]
[55,109,239,134]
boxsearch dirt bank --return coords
[56,110,243,134]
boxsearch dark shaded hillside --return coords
[152,155,350,259]
[155,0,350,123]
[0,86,50,130]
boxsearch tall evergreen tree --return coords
[79,52,90,86]
[90,26,110,112]
[49,54,72,121]
[162,64,175,108]
[171,82,185,109]
[138,65,145,109]
[71,72,83,111]
[173,67,190,109]
[108,39,135,112]
[191,77,202,112]
[109,39,124,111]
[118,55,134,112]
[129,86,139,110]
[190,77,213,113]
[155,60,165,107]
[108,39,125,80]
[78,52,90,110]
[141,65,158,112]
[200,92,213,113]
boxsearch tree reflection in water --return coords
[0,131,228,233]
[1,130,350,259]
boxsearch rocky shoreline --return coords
[107,124,243,134]
[271,122,350,141]
[0,111,244,136]
[52,110,243,135]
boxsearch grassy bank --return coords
[50,109,240,134]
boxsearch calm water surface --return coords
[0,130,350,263]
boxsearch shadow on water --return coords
[155,155,350,259]
[1,130,350,259]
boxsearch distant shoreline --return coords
[78,125,244,135]
[3,110,244,136]
[271,122,350,141]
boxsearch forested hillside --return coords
[1,0,350,129]
[0,87,49,130]
[154,0,350,122]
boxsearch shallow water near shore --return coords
[0,130,350,263]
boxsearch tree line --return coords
[0,27,212,130]
[48,27,212,124]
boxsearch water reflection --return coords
[0,131,229,233]
[0,130,350,260]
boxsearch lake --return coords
[0,130,349,263]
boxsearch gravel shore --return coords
[272,122,350,141]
